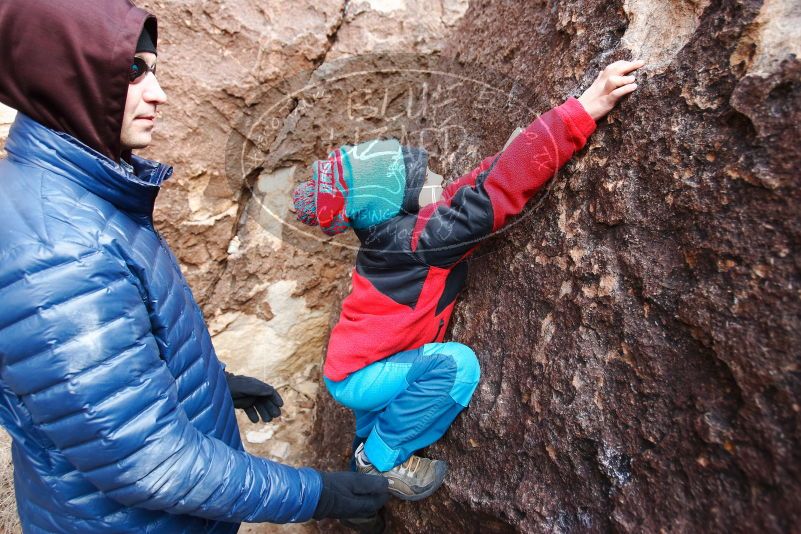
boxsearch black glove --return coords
[313,471,390,520]
[224,372,283,423]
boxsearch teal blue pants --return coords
[324,342,480,471]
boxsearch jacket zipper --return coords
[432,319,444,343]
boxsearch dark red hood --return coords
[0,0,156,161]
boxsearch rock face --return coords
[310,0,801,532]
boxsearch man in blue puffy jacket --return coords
[0,1,388,532]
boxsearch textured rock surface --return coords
[310,0,801,532]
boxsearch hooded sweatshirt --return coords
[0,0,152,161]
[0,1,321,532]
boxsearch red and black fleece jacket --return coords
[324,98,597,381]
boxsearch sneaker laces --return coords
[356,447,371,468]
[398,455,422,476]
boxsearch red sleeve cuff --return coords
[558,97,597,141]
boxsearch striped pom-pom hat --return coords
[292,179,318,226]
[292,139,429,236]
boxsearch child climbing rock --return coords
[292,60,644,501]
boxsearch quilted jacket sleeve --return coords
[0,243,321,523]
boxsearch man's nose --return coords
[143,74,167,105]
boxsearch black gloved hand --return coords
[313,471,390,520]
[224,372,284,423]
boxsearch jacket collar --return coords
[5,113,173,217]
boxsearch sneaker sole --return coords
[389,461,449,502]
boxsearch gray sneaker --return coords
[354,442,448,501]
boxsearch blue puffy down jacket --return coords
[0,114,322,533]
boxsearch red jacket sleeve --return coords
[411,97,596,267]
[477,97,596,231]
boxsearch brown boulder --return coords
[310,0,801,532]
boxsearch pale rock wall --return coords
[621,0,710,70]
[161,2,466,530]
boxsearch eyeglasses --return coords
[129,56,157,84]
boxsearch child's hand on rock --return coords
[578,60,645,121]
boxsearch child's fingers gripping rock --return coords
[578,60,645,121]
[610,82,638,100]
[608,75,636,89]
[606,59,646,76]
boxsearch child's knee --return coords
[434,342,480,406]
[449,342,480,384]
